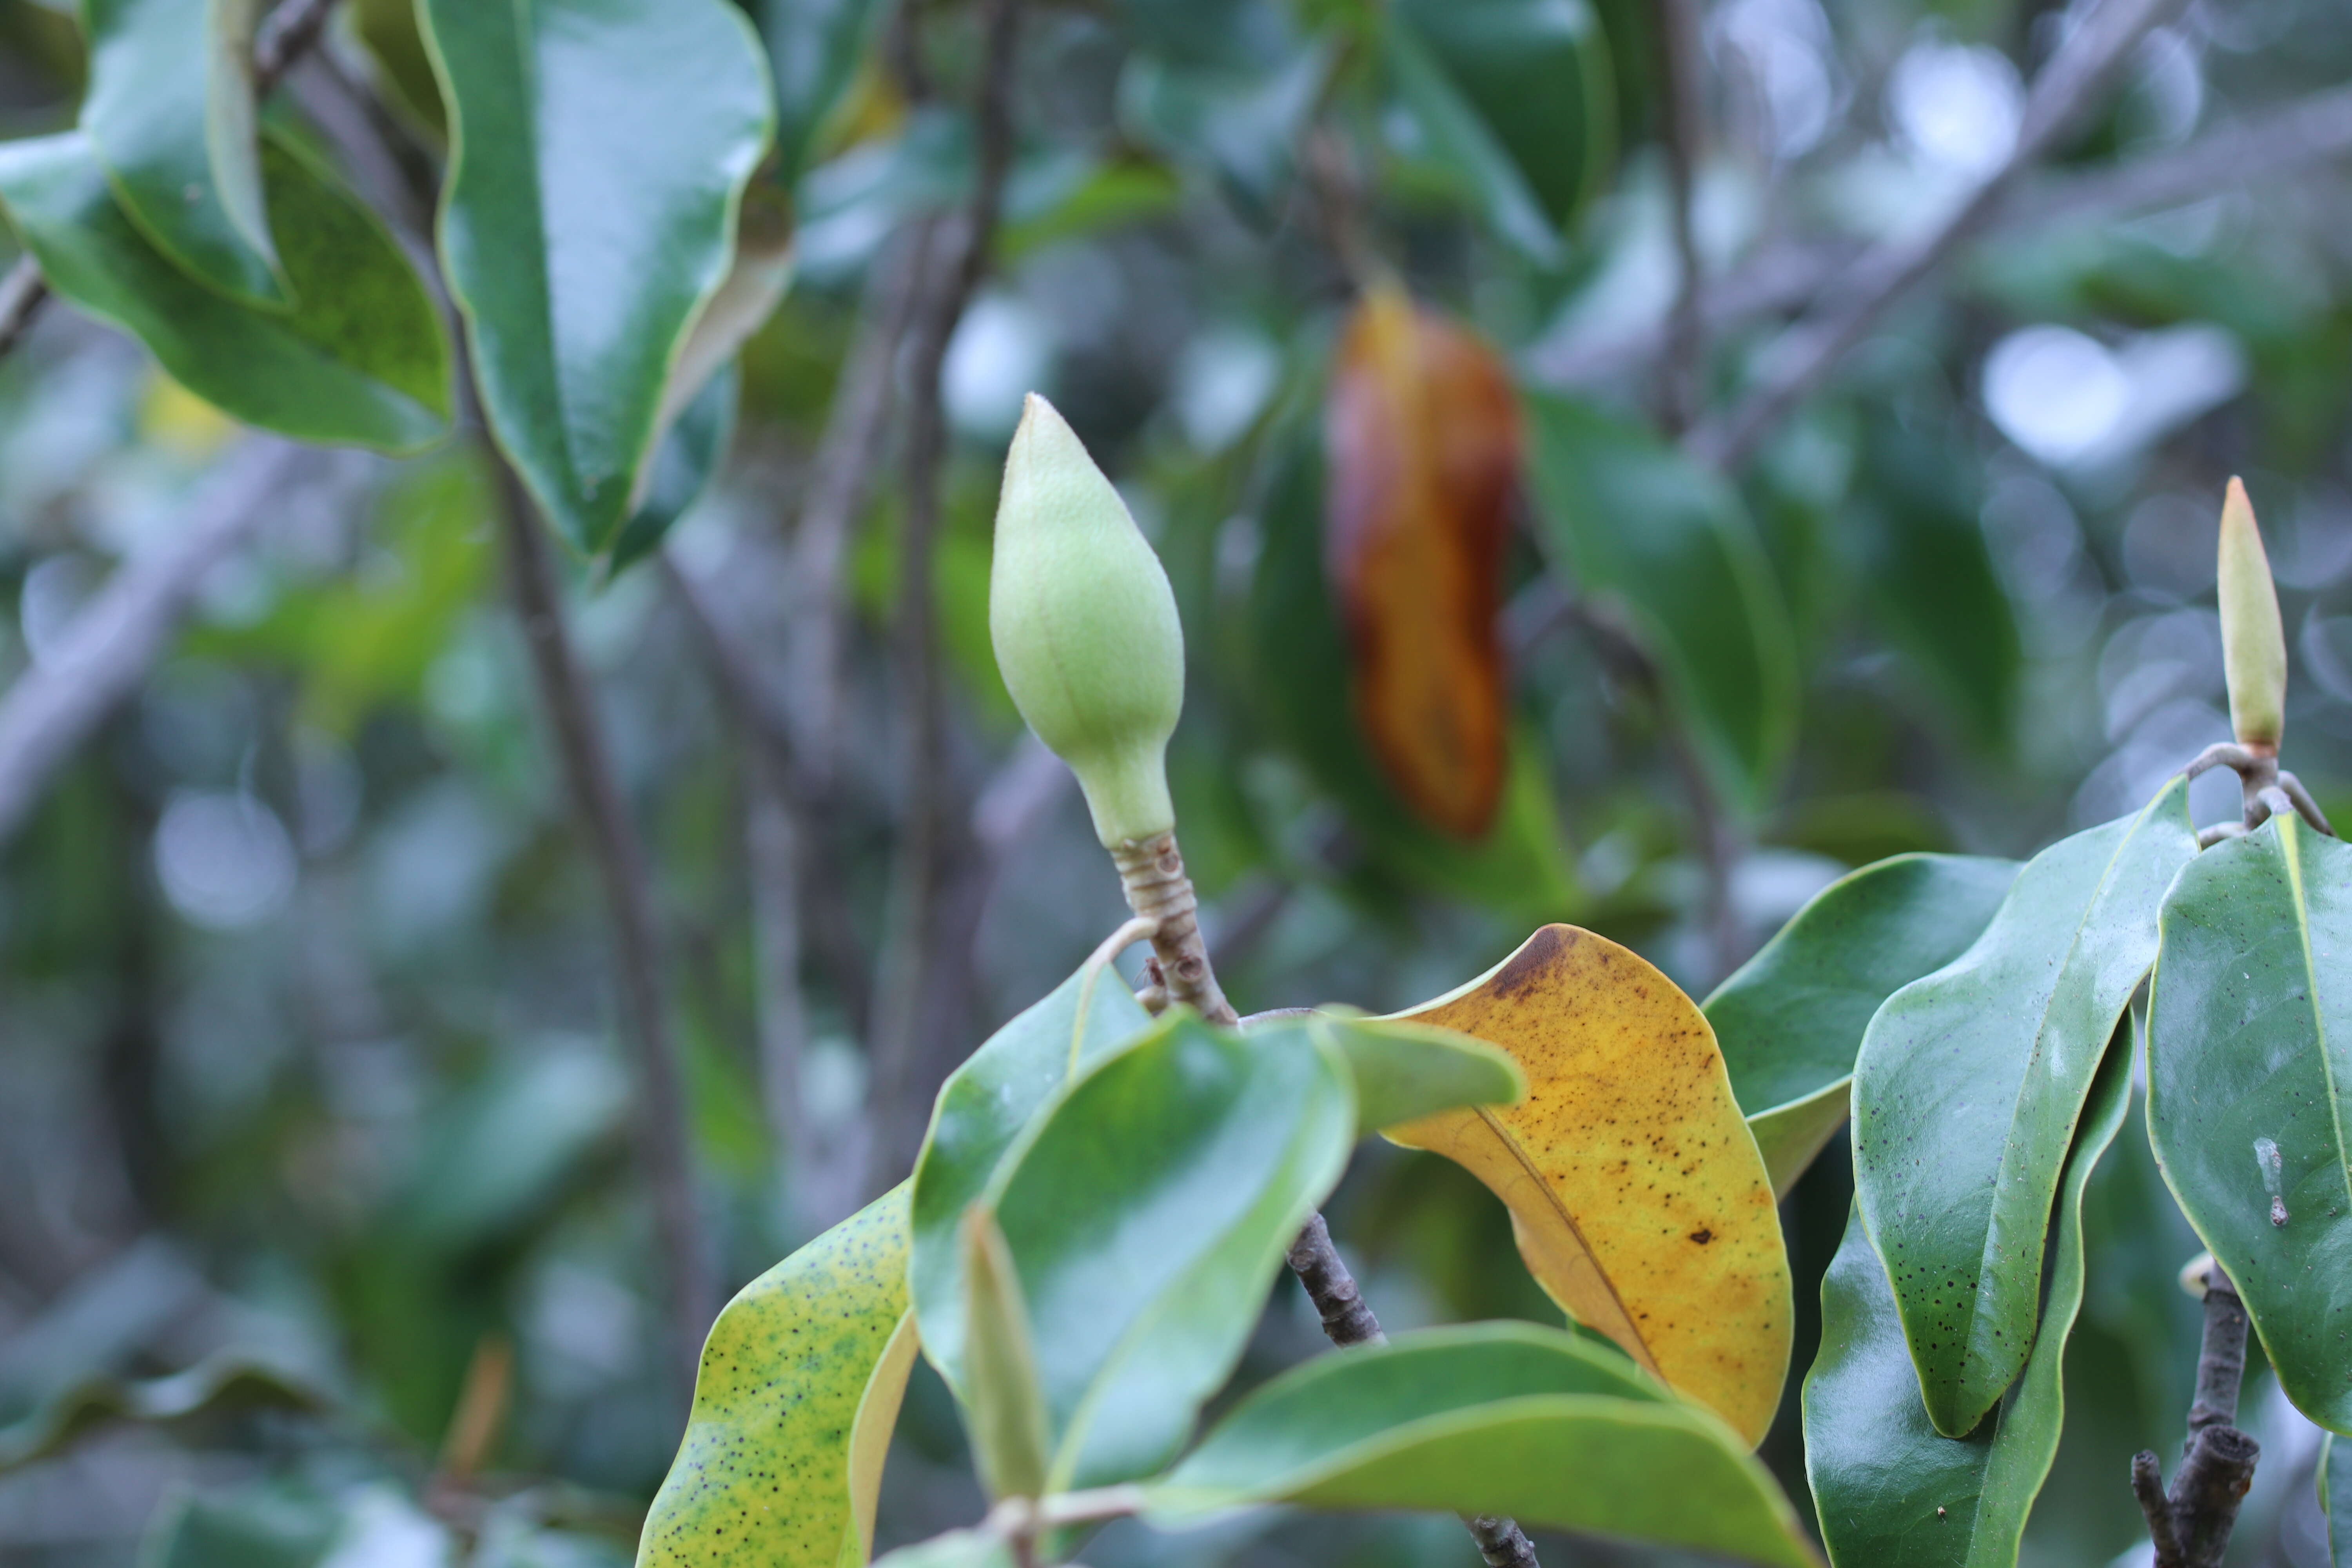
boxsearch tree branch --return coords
[1654,0,1708,434]
[493,465,714,1397]
[1284,1214,1541,1566]
[1533,82,2352,393]
[2136,1259,2261,1567]
[1683,0,2192,470]
[0,439,323,848]
[868,0,1025,1189]
[788,221,936,786]
[0,257,47,363]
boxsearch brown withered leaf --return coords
[1324,286,1519,838]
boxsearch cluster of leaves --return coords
[1711,767,2352,1564]
[640,934,1822,1567]
[0,0,774,564]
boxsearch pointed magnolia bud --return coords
[989,393,1183,846]
[2218,477,2286,751]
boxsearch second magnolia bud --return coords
[2217,477,2287,752]
[988,393,1185,848]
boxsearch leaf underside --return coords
[81,0,284,306]
[0,131,449,452]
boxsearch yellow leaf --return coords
[640,1186,919,1568]
[1389,925,1793,1446]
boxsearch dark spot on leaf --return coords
[1689,1229,1713,1245]
[1490,925,1572,999]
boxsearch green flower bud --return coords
[2218,476,2287,751]
[989,393,1184,846]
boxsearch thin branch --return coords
[1285,1212,1542,1568]
[2278,771,2335,836]
[0,258,47,363]
[661,552,800,793]
[1654,0,1708,434]
[2136,1255,2263,1566]
[493,465,714,1396]
[0,439,320,848]
[745,752,817,1226]
[250,0,340,87]
[0,0,343,367]
[1999,82,2352,234]
[788,222,935,785]
[868,0,1024,1185]
[1683,0,2192,470]
[1089,822,1539,1562]
[2185,1265,2250,1435]
[1287,1213,1381,1346]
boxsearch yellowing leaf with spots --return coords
[1389,925,1792,1446]
[638,1185,919,1568]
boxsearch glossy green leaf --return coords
[984,1016,1354,1490]
[1394,0,1615,229]
[1303,1014,1525,1131]
[0,1352,332,1472]
[2148,814,2352,1434]
[417,0,773,554]
[1520,392,1799,817]
[1385,22,1555,265]
[81,0,282,306]
[639,1185,920,1568]
[1854,775,2195,1437]
[1705,853,2018,1196]
[1118,47,1323,227]
[1245,423,1576,921]
[604,362,737,576]
[762,0,880,183]
[959,1208,1051,1501]
[0,131,450,452]
[351,0,445,133]
[1846,417,2021,750]
[636,180,791,507]
[1149,1323,1820,1568]
[909,963,1155,1397]
[1807,1014,2131,1568]
[2324,1430,2351,1568]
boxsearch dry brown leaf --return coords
[1324,285,1519,838]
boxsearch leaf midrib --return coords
[1469,1103,1662,1380]
[1952,786,2169,1392]
[2277,819,2352,1216]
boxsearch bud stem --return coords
[1109,830,1235,1026]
